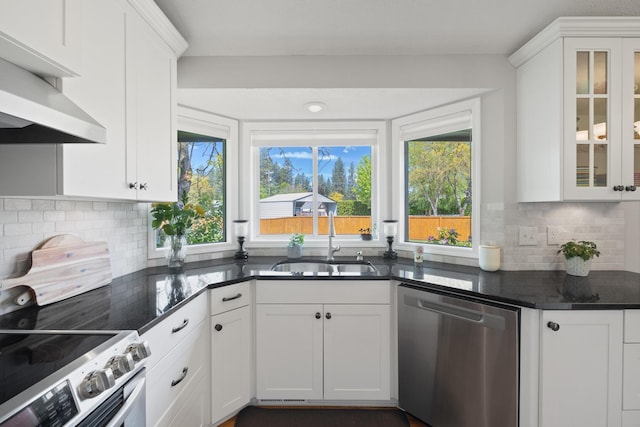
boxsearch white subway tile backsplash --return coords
[0,198,148,281]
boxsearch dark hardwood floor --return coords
[218,407,428,427]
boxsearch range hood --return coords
[0,57,106,144]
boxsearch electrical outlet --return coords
[547,226,562,245]
[518,226,538,246]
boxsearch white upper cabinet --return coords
[0,0,82,77]
[511,17,640,202]
[0,0,187,201]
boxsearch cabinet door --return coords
[621,38,640,201]
[563,38,622,201]
[0,0,81,76]
[125,8,177,202]
[540,310,623,427]
[60,0,131,200]
[256,304,323,400]
[323,304,390,400]
[211,306,251,424]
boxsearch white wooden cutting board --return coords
[0,234,112,306]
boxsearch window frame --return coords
[241,120,387,248]
[391,98,481,259]
[148,106,239,260]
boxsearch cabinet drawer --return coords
[210,282,251,315]
[146,320,208,427]
[625,344,640,410]
[625,311,640,343]
[256,280,390,304]
[141,293,208,370]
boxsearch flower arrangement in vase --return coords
[151,191,204,270]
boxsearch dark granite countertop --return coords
[1,256,639,334]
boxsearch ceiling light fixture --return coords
[305,102,325,113]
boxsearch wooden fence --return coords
[260,215,471,241]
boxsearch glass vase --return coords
[166,234,187,271]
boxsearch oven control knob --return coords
[125,341,151,362]
[78,369,115,399]
[106,353,135,378]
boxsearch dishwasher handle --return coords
[405,295,507,331]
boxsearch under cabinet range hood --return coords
[0,58,106,143]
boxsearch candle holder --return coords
[382,220,398,260]
[233,220,249,260]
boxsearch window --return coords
[392,98,480,257]
[149,107,238,259]
[244,122,385,243]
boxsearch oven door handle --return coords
[105,376,146,427]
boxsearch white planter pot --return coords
[564,256,592,277]
[287,245,302,259]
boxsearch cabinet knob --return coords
[129,182,138,190]
[547,321,560,331]
[613,185,625,191]
[214,324,223,332]
[626,185,637,192]
[315,312,321,319]
[325,312,332,320]
[139,183,148,190]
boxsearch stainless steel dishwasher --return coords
[398,284,519,427]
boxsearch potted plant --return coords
[287,233,304,258]
[557,240,600,277]
[359,228,373,241]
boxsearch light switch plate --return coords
[518,226,538,246]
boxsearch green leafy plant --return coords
[557,240,601,261]
[289,233,305,247]
[151,191,204,237]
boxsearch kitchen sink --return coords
[270,259,377,274]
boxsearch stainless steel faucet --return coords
[327,212,340,261]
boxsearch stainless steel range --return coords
[0,329,150,426]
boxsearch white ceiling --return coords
[154,0,640,120]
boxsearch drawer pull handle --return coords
[315,312,321,319]
[171,318,189,333]
[222,293,242,302]
[215,324,223,331]
[171,367,188,387]
[547,321,560,332]
[326,312,332,320]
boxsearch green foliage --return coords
[288,233,305,247]
[337,200,370,216]
[424,227,471,247]
[407,140,471,216]
[557,241,600,261]
[151,191,204,237]
[355,155,371,208]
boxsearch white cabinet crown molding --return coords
[509,16,640,67]
[126,0,188,57]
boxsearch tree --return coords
[354,155,371,211]
[346,161,356,199]
[331,157,346,195]
[407,140,471,216]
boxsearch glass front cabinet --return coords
[512,18,640,202]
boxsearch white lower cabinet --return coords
[539,310,623,427]
[211,305,251,424]
[210,282,252,426]
[255,280,391,402]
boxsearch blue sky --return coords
[266,146,371,179]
